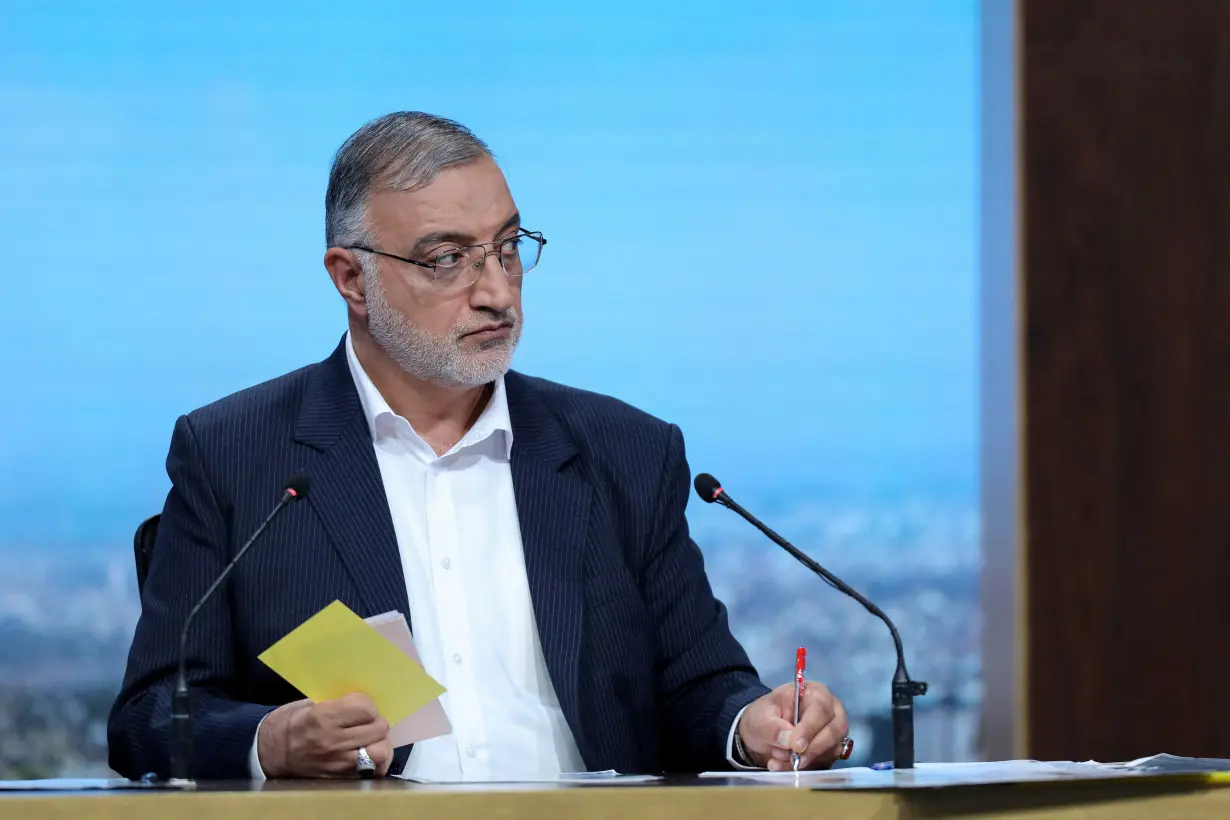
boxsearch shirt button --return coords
[441,557,451,570]
[452,653,463,665]
[466,747,477,758]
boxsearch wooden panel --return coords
[1021,0,1230,760]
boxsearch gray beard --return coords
[365,267,521,388]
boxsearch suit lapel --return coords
[505,372,594,765]
[293,338,409,620]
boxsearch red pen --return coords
[792,647,806,771]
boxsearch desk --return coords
[4,776,1230,820]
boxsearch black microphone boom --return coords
[169,474,311,786]
[693,472,927,770]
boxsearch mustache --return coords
[453,308,520,337]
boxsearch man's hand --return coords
[736,681,848,771]
[257,693,393,778]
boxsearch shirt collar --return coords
[344,331,513,459]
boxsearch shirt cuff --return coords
[725,704,761,770]
[249,713,269,780]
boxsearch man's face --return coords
[359,157,524,387]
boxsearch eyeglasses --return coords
[346,229,546,292]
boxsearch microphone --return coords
[169,474,311,786]
[693,473,927,770]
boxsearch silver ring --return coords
[356,746,376,778]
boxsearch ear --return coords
[324,248,368,314]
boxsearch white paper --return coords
[363,611,452,746]
[1094,753,1230,773]
[700,768,869,780]
[0,779,155,791]
[700,760,1170,790]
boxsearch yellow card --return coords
[258,600,446,725]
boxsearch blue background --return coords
[0,0,979,774]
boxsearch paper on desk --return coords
[258,600,445,728]
[1112,753,1230,774]
[395,769,660,784]
[0,779,159,791]
[699,760,1206,790]
[363,610,452,746]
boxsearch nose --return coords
[468,250,517,309]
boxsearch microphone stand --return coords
[169,482,306,786]
[702,480,927,769]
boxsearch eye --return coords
[499,236,522,256]
[432,250,465,268]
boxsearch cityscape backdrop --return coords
[0,1,979,776]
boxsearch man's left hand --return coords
[736,681,848,771]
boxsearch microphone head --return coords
[693,473,725,504]
[285,473,312,500]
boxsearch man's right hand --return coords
[257,693,393,778]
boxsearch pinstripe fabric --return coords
[107,337,769,780]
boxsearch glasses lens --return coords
[514,233,541,275]
[430,249,470,289]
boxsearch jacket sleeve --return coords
[647,424,770,772]
[107,414,276,780]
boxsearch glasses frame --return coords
[345,229,546,288]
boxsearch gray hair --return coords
[325,112,492,248]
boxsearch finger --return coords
[770,746,793,762]
[808,697,850,764]
[789,684,837,753]
[327,715,390,752]
[329,692,381,728]
[328,738,392,779]
[368,738,395,777]
[833,697,849,741]
[759,716,796,750]
[797,695,849,769]
[798,718,846,769]
[318,741,382,778]
[319,748,363,777]
[811,698,850,767]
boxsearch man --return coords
[108,112,850,780]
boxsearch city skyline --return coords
[0,492,982,774]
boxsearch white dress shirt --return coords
[250,333,751,778]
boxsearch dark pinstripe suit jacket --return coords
[107,338,769,780]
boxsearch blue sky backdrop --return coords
[0,0,977,547]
